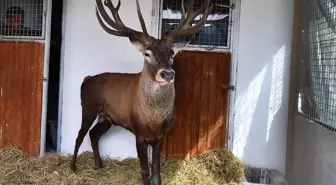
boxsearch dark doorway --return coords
[45,0,63,153]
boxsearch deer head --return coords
[95,0,213,85]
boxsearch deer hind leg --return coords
[136,137,150,185]
[89,118,112,169]
[71,109,97,172]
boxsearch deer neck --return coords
[136,63,175,124]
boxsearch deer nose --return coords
[160,69,175,81]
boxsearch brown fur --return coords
[80,65,175,138]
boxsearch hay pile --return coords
[0,146,244,185]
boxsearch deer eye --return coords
[144,52,151,57]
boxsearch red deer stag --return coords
[71,0,212,184]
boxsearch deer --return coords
[70,0,212,184]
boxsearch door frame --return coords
[227,0,241,151]
[150,0,241,154]
[41,0,65,156]
[40,0,53,156]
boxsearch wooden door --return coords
[0,41,45,156]
[161,50,231,160]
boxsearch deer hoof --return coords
[148,176,160,185]
[147,179,156,185]
[70,164,77,172]
[95,164,104,169]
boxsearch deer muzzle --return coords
[156,69,175,85]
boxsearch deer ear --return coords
[172,41,190,55]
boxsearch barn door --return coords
[161,50,231,160]
[0,41,45,156]
[0,0,50,156]
[155,0,234,160]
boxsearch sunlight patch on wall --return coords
[298,92,302,112]
[266,45,286,142]
[233,65,268,159]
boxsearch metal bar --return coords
[227,0,240,152]
[39,0,52,157]
[56,0,67,154]
[213,3,235,9]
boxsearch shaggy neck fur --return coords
[137,62,175,125]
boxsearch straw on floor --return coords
[0,146,245,185]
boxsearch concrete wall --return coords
[286,115,336,185]
[232,0,294,174]
[59,0,294,174]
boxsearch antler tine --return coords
[173,0,188,34]
[165,0,213,41]
[136,0,149,36]
[96,0,121,30]
[184,0,208,27]
[95,9,131,37]
[180,0,186,21]
[95,0,149,41]
[104,0,125,27]
[186,0,196,16]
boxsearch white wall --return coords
[60,0,153,159]
[232,0,294,174]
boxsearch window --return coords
[297,0,336,130]
[159,0,232,49]
[0,0,46,40]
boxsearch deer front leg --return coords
[136,137,150,185]
[150,137,164,185]
[161,106,177,133]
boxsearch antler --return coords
[164,0,213,41]
[95,0,149,42]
